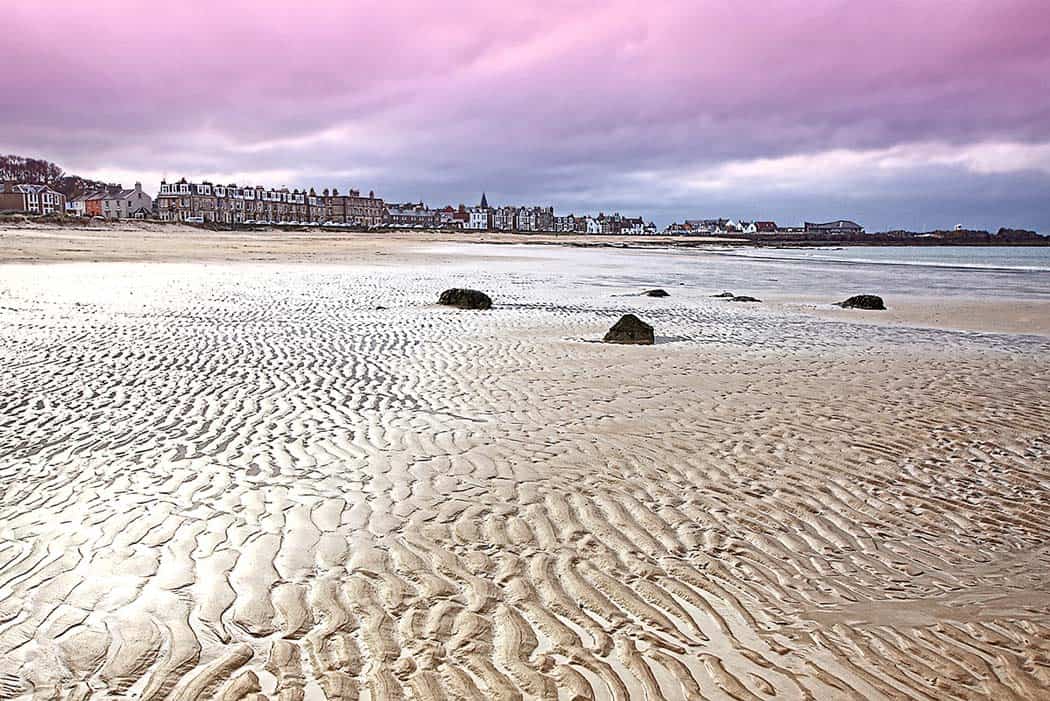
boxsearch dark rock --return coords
[643,289,670,297]
[711,291,735,298]
[835,294,885,310]
[603,314,654,345]
[438,288,493,310]
[729,295,761,302]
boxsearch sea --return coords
[422,244,1050,300]
[706,246,1050,298]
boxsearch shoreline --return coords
[3,222,1049,337]
[1,218,1046,261]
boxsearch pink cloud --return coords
[1,0,1049,229]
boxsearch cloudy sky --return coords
[3,0,1049,230]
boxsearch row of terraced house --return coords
[4,175,658,233]
[155,180,386,226]
[467,194,655,234]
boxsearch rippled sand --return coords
[1,254,1049,700]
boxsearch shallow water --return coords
[421,242,1050,300]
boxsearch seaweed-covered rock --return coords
[835,294,885,310]
[729,295,761,303]
[438,288,493,310]
[711,291,735,298]
[603,314,654,345]
[643,289,670,298]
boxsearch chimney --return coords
[135,181,142,192]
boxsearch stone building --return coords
[325,189,385,226]
[156,179,375,225]
[386,201,437,228]
[515,206,554,232]
[492,206,517,231]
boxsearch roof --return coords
[8,183,58,195]
[805,220,863,228]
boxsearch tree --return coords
[0,154,65,185]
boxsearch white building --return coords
[66,195,87,217]
[468,208,491,230]
[467,192,492,230]
[621,217,647,235]
[102,182,153,219]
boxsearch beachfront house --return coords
[66,194,86,217]
[101,182,153,219]
[744,220,778,234]
[621,217,646,235]
[468,207,491,230]
[683,218,730,234]
[553,214,575,233]
[83,191,107,217]
[386,202,438,228]
[325,189,385,226]
[493,206,518,231]
[515,206,555,232]
[0,182,67,215]
[467,193,492,230]
[436,205,467,229]
[157,179,374,225]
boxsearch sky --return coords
[2,0,1049,231]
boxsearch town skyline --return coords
[4,157,1047,240]
[2,154,1047,235]
[3,1,1050,231]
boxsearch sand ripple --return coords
[1,262,1049,700]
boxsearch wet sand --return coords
[1,226,1049,699]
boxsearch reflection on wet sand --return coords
[1,255,1048,700]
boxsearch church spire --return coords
[480,192,489,208]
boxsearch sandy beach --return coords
[1,223,1049,699]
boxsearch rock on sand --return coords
[603,314,655,345]
[835,294,885,310]
[438,288,493,310]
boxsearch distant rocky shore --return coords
[716,227,1048,247]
